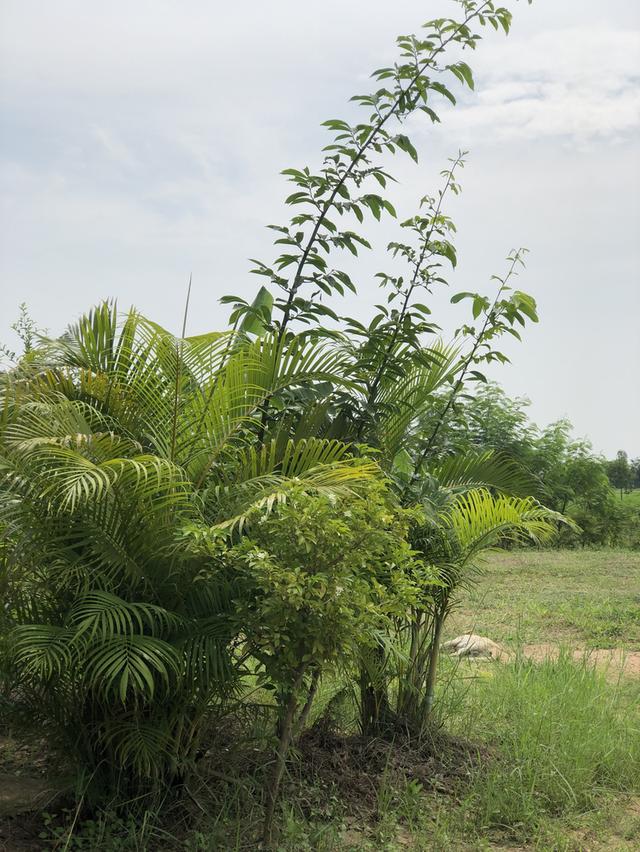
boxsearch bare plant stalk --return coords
[295,667,321,739]
[422,601,447,723]
[170,273,192,462]
[262,663,308,848]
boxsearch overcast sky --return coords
[1,0,638,457]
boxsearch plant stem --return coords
[295,667,321,739]
[262,663,307,848]
[407,253,522,489]
[361,155,463,429]
[423,603,446,725]
[169,273,192,463]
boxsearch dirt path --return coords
[522,644,640,677]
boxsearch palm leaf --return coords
[83,634,181,703]
[430,449,540,497]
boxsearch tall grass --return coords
[443,651,640,841]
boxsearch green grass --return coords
[620,488,640,508]
[447,549,640,648]
[435,653,640,848]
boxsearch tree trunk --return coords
[262,664,307,849]
[295,668,320,740]
[360,644,392,736]
[396,609,424,724]
[422,606,446,727]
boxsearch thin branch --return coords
[361,154,464,422]
[275,2,493,345]
[170,274,192,463]
[408,251,524,488]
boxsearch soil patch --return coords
[292,723,489,817]
[523,645,640,677]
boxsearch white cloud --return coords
[90,126,137,169]
[439,27,640,144]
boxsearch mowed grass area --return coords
[446,548,640,649]
[621,488,640,508]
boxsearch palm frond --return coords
[69,592,180,641]
[443,488,566,564]
[83,634,181,703]
[102,718,172,779]
[12,625,74,680]
[430,449,540,497]
[214,457,382,534]
[376,342,460,461]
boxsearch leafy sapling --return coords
[0,303,47,365]
[225,2,524,344]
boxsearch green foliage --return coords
[232,3,518,340]
[39,809,152,852]
[607,449,635,492]
[430,382,639,547]
[394,487,563,734]
[0,302,46,365]
[0,308,382,801]
[228,486,423,693]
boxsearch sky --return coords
[0,0,638,457]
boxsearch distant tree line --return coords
[607,450,640,495]
[417,382,639,548]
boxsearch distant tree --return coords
[421,382,631,545]
[607,450,632,497]
[460,382,535,456]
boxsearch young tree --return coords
[0,302,46,366]
[608,450,632,497]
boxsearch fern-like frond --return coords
[214,458,382,534]
[102,718,172,779]
[69,592,180,641]
[223,437,352,485]
[83,634,181,703]
[376,343,460,461]
[12,624,74,679]
[443,488,565,565]
[430,450,539,497]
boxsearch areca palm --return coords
[0,303,379,793]
[395,485,567,734]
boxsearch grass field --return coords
[447,548,640,649]
[620,488,640,504]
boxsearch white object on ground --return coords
[442,633,510,660]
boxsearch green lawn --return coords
[447,548,640,649]
[621,488,640,508]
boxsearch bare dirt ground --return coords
[522,644,640,677]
